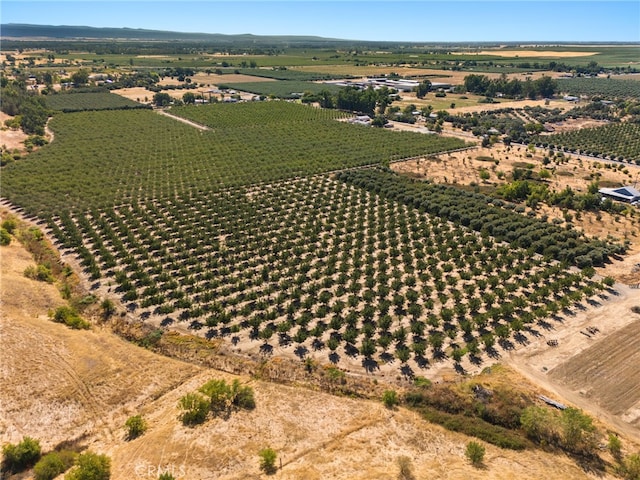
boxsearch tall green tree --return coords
[152,92,172,107]
[415,80,432,99]
[71,69,90,86]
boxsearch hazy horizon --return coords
[1,1,639,43]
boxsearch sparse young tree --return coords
[2,436,41,473]
[382,389,398,409]
[0,227,11,246]
[178,392,210,425]
[34,451,76,480]
[465,441,485,467]
[608,433,622,461]
[124,415,147,440]
[258,447,277,474]
[101,298,116,319]
[561,407,598,455]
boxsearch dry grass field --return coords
[3,235,630,480]
[0,112,29,151]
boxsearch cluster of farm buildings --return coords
[326,77,452,92]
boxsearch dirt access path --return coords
[156,109,211,131]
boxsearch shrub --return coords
[560,407,598,455]
[158,473,175,480]
[24,263,55,283]
[465,441,486,466]
[124,415,147,440]
[382,390,398,409]
[258,447,277,474]
[0,227,10,246]
[2,436,41,473]
[34,450,76,480]
[413,376,432,388]
[608,433,622,461]
[178,392,210,425]
[101,299,116,318]
[231,380,256,410]
[199,378,255,416]
[50,306,91,329]
[619,453,640,480]
[1,217,17,234]
[65,451,110,480]
[422,409,528,450]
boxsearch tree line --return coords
[462,73,557,99]
[337,168,625,268]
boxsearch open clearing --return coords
[549,317,640,428]
[2,236,626,480]
[0,112,28,150]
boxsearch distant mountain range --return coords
[0,23,347,44]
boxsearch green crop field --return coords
[45,170,613,370]
[2,101,467,216]
[556,78,640,100]
[234,68,352,81]
[217,80,343,98]
[537,122,640,163]
[1,99,621,371]
[45,91,148,112]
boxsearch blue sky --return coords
[2,1,639,42]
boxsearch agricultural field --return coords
[43,172,614,375]
[1,102,466,215]
[3,233,623,480]
[537,122,640,163]
[3,98,623,375]
[215,80,343,99]
[45,91,147,112]
[556,78,640,100]
[5,30,640,480]
[234,68,352,81]
[549,317,640,428]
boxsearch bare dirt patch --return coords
[0,112,28,151]
[548,317,640,427]
[111,87,153,103]
[541,117,610,134]
[191,73,277,85]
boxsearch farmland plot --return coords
[549,317,640,427]
[1,103,466,216]
[45,91,147,112]
[1,101,615,373]
[52,174,611,371]
[537,122,640,163]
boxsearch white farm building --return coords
[598,186,640,205]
